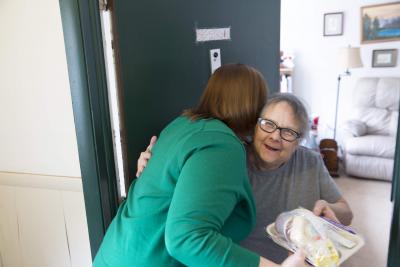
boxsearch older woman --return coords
[137,93,353,264]
[94,65,306,267]
[241,93,353,263]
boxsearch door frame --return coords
[59,0,400,265]
[59,0,119,258]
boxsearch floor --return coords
[334,175,393,267]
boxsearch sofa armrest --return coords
[342,120,367,137]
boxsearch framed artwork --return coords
[361,2,400,44]
[324,12,344,36]
[372,49,398,67]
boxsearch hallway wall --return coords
[0,0,91,266]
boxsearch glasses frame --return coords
[257,118,301,142]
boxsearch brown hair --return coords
[184,63,268,135]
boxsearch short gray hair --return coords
[260,93,309,139]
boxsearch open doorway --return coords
[280,1,399,266]
[60,0,400,266]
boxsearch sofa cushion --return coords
[353,107,391,135]
[345,135,395,158]
[345,154,393,181]
[353,78,378,107]
[342,120,367,137]
[376,78,400,111]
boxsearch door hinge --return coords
[99,0,107,11]
[99,0,113,11]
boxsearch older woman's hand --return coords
[135,136,157,177]
[313,198,353,225]
[312,200,339,223]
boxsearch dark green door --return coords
[112,0,281,182]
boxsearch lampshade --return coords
[338,46,363,70]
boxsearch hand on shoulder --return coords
[135,136,158,177]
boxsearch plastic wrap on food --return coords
[266,208,364,267]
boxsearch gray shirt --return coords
[240,146,342,263]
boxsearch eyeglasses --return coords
[257,118,301,142]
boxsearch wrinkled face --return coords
[253,101,301,170]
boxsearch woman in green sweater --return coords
[93,64,306,267]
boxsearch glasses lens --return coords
[260,119,276,132]
[280,128,298,141]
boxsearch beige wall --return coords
[0,0,80,176]
[0,0,91,266]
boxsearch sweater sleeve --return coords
[164,132,259,267]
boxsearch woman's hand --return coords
[258,250,306,267]
[281,249,307,267]
[313,198,353,225]
[312,200,339,223]
[135,136,157,177]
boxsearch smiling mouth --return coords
[265,144,280,152]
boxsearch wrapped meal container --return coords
[266,208,364,267]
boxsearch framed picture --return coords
[361,2,400,44]
[372,49,398,67]
[324,12,344,36]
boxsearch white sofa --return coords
[342,77,399,181]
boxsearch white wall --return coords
[0,0,91,266]
[0,0,80,177]
[281,0,400,140]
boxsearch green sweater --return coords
[93,116,259,267]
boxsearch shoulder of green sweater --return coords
[177,120,244,158]
[196,122,243,147]
[177,115,242,144]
